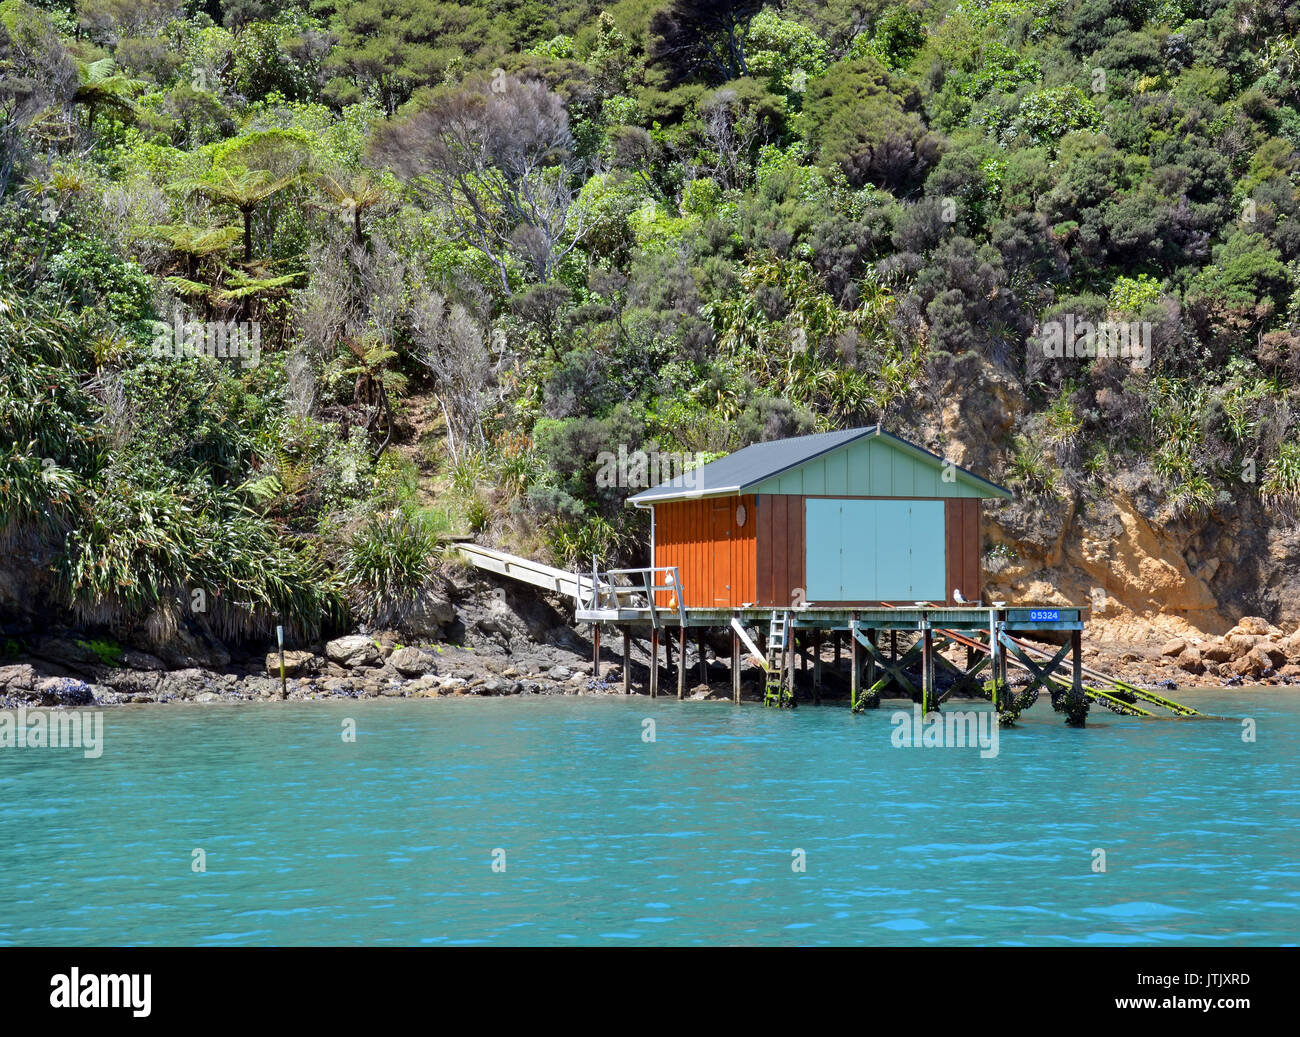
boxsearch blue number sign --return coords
[1029,609,1060,622]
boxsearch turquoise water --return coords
[1,691,1297,946]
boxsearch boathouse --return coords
[456,425,1195,721]
[628,426,1012,609]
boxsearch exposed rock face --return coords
[325,636,380,668]
[912,352,1300,648]
[151,626,231,670]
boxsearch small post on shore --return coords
[649,628,659,699]
[622,627,631,695]
[592,623,601,680]
[276,624,286,700]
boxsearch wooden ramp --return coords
[454,543,594,601]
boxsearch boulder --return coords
[1159,638,1187,658]
[121,650,166,671]
[402,598,457,638]
[0,663,36,691]
[265,650,315,677]
[1202,641,1235,663]
[35,677,95,706]
[1225,633,1263,658]
[325,635,380,669]
[1230,647,1276,678]
[101,669,161,696]
[1232,616,1281,638]
[1176,648,1205,675]
[1278,631,1300,661]
[1258,643,1288,669]
[389,646,438,677]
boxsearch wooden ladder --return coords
[764,610,793,708]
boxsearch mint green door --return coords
[804,499,946,601]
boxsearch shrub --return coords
[339,511,440,628]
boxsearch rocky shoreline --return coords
[3,577,1298,712]
[0,638,635,710]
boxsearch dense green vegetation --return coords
[2,0,1299,641]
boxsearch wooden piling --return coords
[850,615,859,710]
[731,622,741,705]
[649,628,659,699]
[989,610,1000,710]
[677,626,687,700]
[813,629,823,704]
[699,630,708,685]
[921,625,934,715]
[866,628,878,695]
[622,627,631,695]
[592,623,601,680]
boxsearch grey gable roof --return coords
[627,425,1012,504]
[628,426,877,504]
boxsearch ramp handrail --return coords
[583,564,686,628]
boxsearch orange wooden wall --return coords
[652,495,756,607]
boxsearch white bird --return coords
[953,588,967,604]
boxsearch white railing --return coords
[583,562,686,627]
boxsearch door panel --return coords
[803,498,947,602]
[711,499,733,604]
[804,498,842,601]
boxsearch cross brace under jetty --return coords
[453,543,1204,725]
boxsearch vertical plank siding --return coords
[653,493,982,610]
[943,498,982,605]
[651,495,755,607]
[755,494,806,607]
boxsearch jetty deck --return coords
[453,542,1199,724]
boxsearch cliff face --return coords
[916,353,1300,646]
